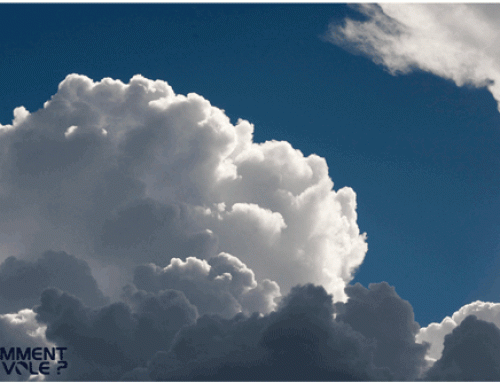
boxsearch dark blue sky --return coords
[2,3,500,326]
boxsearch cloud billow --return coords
[33,287,198,380]
[335,282,429,380]
[126,284,388,381]
[133,252,280,318]
[0,250,108,314]
[0,73,367,302]
[425,315,500,381]
[3,71,500,381]
[0,73,371,380]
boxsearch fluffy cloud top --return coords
[124,282,430,381]
[425,315,500,381]
[32,284,382,381]
[336,282,428,380]
[0,73,367,302]
[4,67,499,381]
[328,4,500,110]
[34,287,198,380]
[132,252,280,318]
[417,300,500,362]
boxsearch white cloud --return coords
[417,300,500,362]
[0,309,56,381]
[0,106,30,131]
[328,4,500,110]
[0,309,54,364]
[0,74,367,302]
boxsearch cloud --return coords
[0,73,367,302]
[0,250,107,314]
[0,309,55,381]
[336,282,429,380]
[23,283,411,381]
[124,283,436,381]
[329,4,500,377]
[132,252,280,318]
[417,300,500,363]
[425,315,500,381]
[6,275,497,381]
[33,287,198,380]
[328,4,500,110]
[136,284,387,381]
[97,198,218,266]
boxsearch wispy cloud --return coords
[327,4,500,110]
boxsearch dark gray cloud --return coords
[130,284,388,381]
[336,282,429,380]
[25,283,386,381]
[34,287,198,381]
[425,315,500,381]
[0,250,107,314]
[11,277,500,382]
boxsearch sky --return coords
[2,3,500,381]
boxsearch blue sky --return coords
[3,2,498,326]
[2,3,500,380]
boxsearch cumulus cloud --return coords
[124,283,433,381]
[4,275,497,381]
[0,73,367,302]
[133,252,280,318]
[417,300,500,363]
[3,282,432,381]
[425,315,500,381]
[328,4,500,110]
[336,282,428,380]
[33,287,198,380]
[8,71,491,381]
[0,250,107,314]
[131,284,387,381]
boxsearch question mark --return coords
[56,361,68,375]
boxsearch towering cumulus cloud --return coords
[0,73,367,302]
[328,4,500,110]
[9,69,499,380]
